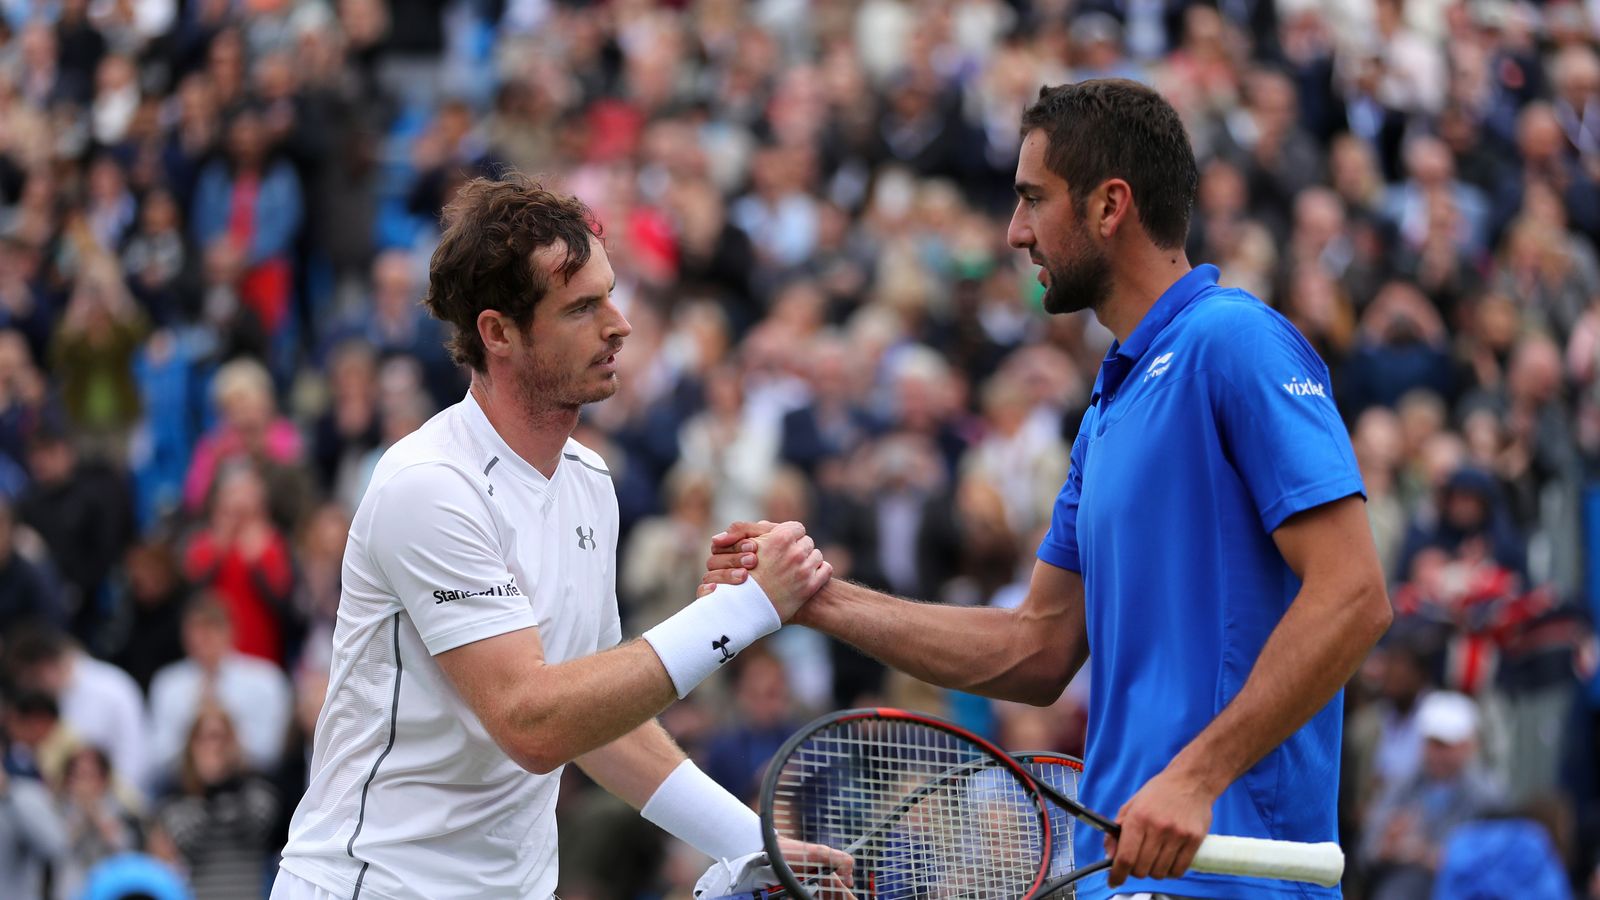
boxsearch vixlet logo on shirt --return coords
[1282,375,1327,398]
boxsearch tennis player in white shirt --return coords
[272,175,844,900]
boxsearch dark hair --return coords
[1019,80,1198,249]
[64,743,111,779]
[423,173,603,372]
[5,626,70,669]
[7,690,59,719]
[182,593,232,629]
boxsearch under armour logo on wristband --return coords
[712,635,736,664]
[576,526,596,549]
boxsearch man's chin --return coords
[577,376,620,406]
[1041,284,1089,315]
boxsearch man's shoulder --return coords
[560,438,613,483]
[147,659,195,698]
[1177,289,1316,372]
[226,653,291,689]
[77,655,145,702]
[364,405,493,504]
[1181,288,1285,339]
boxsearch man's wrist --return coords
[792,577,846,628]
[643,579,781,698]
[1165,746,1234,799]
[641,760,763,861]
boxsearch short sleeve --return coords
[1036,427,1088,573]
[1210,307,1366,533]
[365,464,540,655]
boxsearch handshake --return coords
[696,520,831,623]
[642,521,832,701]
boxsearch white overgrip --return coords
[1189,835,1345,887]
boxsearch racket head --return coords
[1012,752,1084,897]
[760,707,1054,900]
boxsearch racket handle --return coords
[701,891,783,900]
[1189,836,1345,887]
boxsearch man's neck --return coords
[1098,244,1194,345]
[471,375,577,478]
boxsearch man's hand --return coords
[1103,764,1218,889]
[779,837,855,884]
[693,841,854,899]
[698,521,780,597]
[744,521,829,621]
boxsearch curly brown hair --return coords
[422,173,603,372]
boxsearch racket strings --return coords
[1019,760,1082,898]
[771,719,1048,899]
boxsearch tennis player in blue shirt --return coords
[704,79,1392,899]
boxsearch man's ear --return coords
[1093,178,1135,240]
[477,310,515,361]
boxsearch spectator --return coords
[326,251,458,408]
[189,105,303,341]
[1,690,71,782]
[180,357,302,519]
[620,465,717,632]
[181,463,294,666]
[148,597,291,786]
[6,627,148,793]
[107,539,187,692]
[0,755,70,899]
[1346,628,1439,822]
[287,501,348,653]
[53,744,140,900]
[120,187,200,327]
[1342,280,1456,417]
[959,373,1067,536]
[18,426,133,644]
[152,706,278,900]
[1360,691,1503,900]
[677,363,779,526]
[307,340,380,497]
[0,494,65,635]
[778,335,875,478]
[1381,135,1491,256]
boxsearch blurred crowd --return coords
[1,0,1600,897]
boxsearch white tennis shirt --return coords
[279,393,622,900]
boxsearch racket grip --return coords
[701,891,783,900]
[1189,836,1344,887]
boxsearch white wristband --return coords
[643,579,781,698]
[642,760,763,861]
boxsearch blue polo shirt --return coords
[1037,265,1363,899]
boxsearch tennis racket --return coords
[759,708,1344,899]
[706,753,1084,900]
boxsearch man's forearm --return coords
[501,640,682,773]
[576,719,687,809]
[797,576,1086,706]
[1166,577,1390,794]
[581,719,764,861]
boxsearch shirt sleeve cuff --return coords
[1036,542,1082,574]
[1258,475,1368,534]
[421,608,541,656]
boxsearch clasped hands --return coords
[697,520,829,623]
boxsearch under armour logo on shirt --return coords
[576,526,596,550]
[713,635,736,664]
